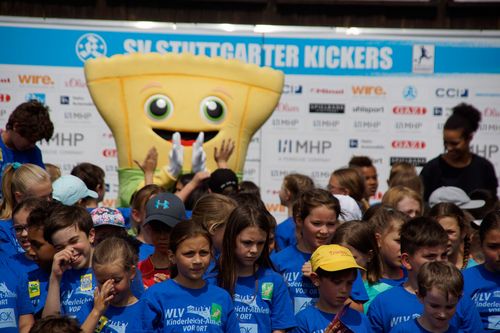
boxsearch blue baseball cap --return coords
[52,175,98,205]
[144,192,185,228]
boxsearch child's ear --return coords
[374,232,382,248]
[131,209,141,223]
[168,250,176,264]
[401,253,412,271]
[129,265,137,281]
[310,272,320,287]
[88,228,95,245]
[14,191,24,203]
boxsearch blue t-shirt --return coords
[272,245,368,314]
[463,264,500,331]
[390,318,459,333]
[363,280,393,314]
[27,268,49,318]
[275,217,296,251]
[8,253,38,277]
[232,267,296,332]
[138,243,155,262]
[140,279,240,332]
[0,220,23,257]
[367,284,483,333]
[378,268,408,287]
[0,257,34,333]
[75,299,144,332]
[292,305,371,333]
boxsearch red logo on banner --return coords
[102,149,117,158]
[392,140,426,149]
[393,106,427,115]
[483,107,500,118]
[0,78,11,84]
[0,94,11,102]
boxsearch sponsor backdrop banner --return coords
[1,18,499,219]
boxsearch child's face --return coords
[377,225,402,269]
[51,225,94,270]
[12,208,31,251]
[235,226,267,271]
[94,262,135,306]
[418,287,459,332]
[169,235,211,288]
[27,227,56,272]
[437,217,463,257]
[482,228,500,273]
[146,221,171,254]
[299,205,338,252]
[396,196,421,218]
[312,269,356,312]
[403,245,447,274]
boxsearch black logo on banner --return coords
[390,157,427,167]
[309,103,345,114]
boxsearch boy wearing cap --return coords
[291,244,371,333]
[138,192,186,288]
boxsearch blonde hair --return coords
[0,163,50,219]
[381,185,423,216]
[191,193,237,234]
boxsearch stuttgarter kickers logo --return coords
[76,33,107,62]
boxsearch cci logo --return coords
[0,94,11,102]
[435,88,469,98]
[76,33,107,62]
[25,93,46,104]
[402,86,417,101]
[392,140,426,149]
[283,84,303,95]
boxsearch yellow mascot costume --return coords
[84,53,284,206]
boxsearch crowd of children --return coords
[0,100,499,333]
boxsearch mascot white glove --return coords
[167,132,183,177]
[191,132,207,173]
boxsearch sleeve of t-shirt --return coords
[456,294,483,333]
[351,269,369,302]
[367,294,386,333]
[140,292,164,331]
[289,309,311,333]
[270,276,297,330]
[223,297,241,333]
[17,274,35,315]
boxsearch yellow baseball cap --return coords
[311,244,365,272]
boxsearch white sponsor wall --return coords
[1,18,499,220]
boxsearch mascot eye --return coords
[145,94,173,121]
[200,96,226,124]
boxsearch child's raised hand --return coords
[134,146,158,174]
[93,279,115,315]
[51,248,74,279]
[301,261,312,278]
[214,139,235,168]
[153,273,169,283]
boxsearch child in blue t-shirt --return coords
[42,205,97,318]
[390,261,463,333]
[272,189,368,314]
[463,210,500,331]
[291,244,371,333]
[140,220,240,332]
[368,217,483,333]
[216,204,296,332]
[78,237,143,333]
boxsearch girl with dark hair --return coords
[420,103,498,201]
[216,205,295,332]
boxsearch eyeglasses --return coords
[12,225,28,235]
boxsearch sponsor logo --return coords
[310,170,331,179]
[18,74,54,86]
[309,103,345,114]
[0,78,11,84]
[392,140,426,149]
[349,139,358,148]
[270,169,292,178]
[475,91,500,98]
[393,106,427,115]
[64,78,87,88]
[278,139,332,154]
[483,107,500,117]
[412,44,435,74]
[433,107,443,116]
[478,123,500,133]
[25,93,46,104]
[0,94,11,103]
[64,111,93,121]
[312,119,341,130]
[310,87,344,95]
[102,148,117,158]
[283,84,302,95]
[394,121,423,130]
[435,88,469,98]
[349,139,384,150]
[390,156,427,167]
[351,85,386,96]
[471,144,499,159]
[76,33,107,62]
[39,132,85,147]
[353,120,381,130]
[402,86,417,101]
[271,118,300,128]
[0,308,16,329]
[352,106,384,113]
[60,96,70,105]
[0,109,7,117]
[275,102,299,113]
